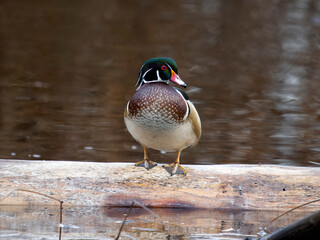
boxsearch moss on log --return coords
[0,159,319,210]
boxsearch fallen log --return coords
[0,159,319,211]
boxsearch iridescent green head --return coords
[136,57,186,90]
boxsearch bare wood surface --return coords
[0,159,319,210]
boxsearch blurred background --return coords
[1,0,320,166]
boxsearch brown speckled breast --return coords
[127,83,187,125]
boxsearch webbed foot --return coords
[135,159,157,170]
[135,147,157,170]
[163,162,186,176]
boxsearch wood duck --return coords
[124,57,201,176]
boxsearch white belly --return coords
[124,117,197,152]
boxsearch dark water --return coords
[1,0,320,166]
[0,205,309,239]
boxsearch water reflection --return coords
[1,0,320,166]
[0,205,309,239]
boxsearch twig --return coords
[262,210,320,240]
[16,189,63,203]
[270,198,320,224]
[132,200,160,219]
[0,188,64,240]
[59,201,63,240]
[115,202,134,240]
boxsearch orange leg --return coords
[163,151,186,176]
[135,147,157,170]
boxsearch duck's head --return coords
[136,57,187,90]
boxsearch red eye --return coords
[161,65,168,71]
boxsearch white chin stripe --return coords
[156,70,160,80]
[143,80,169,84]
[137,69,167,90]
